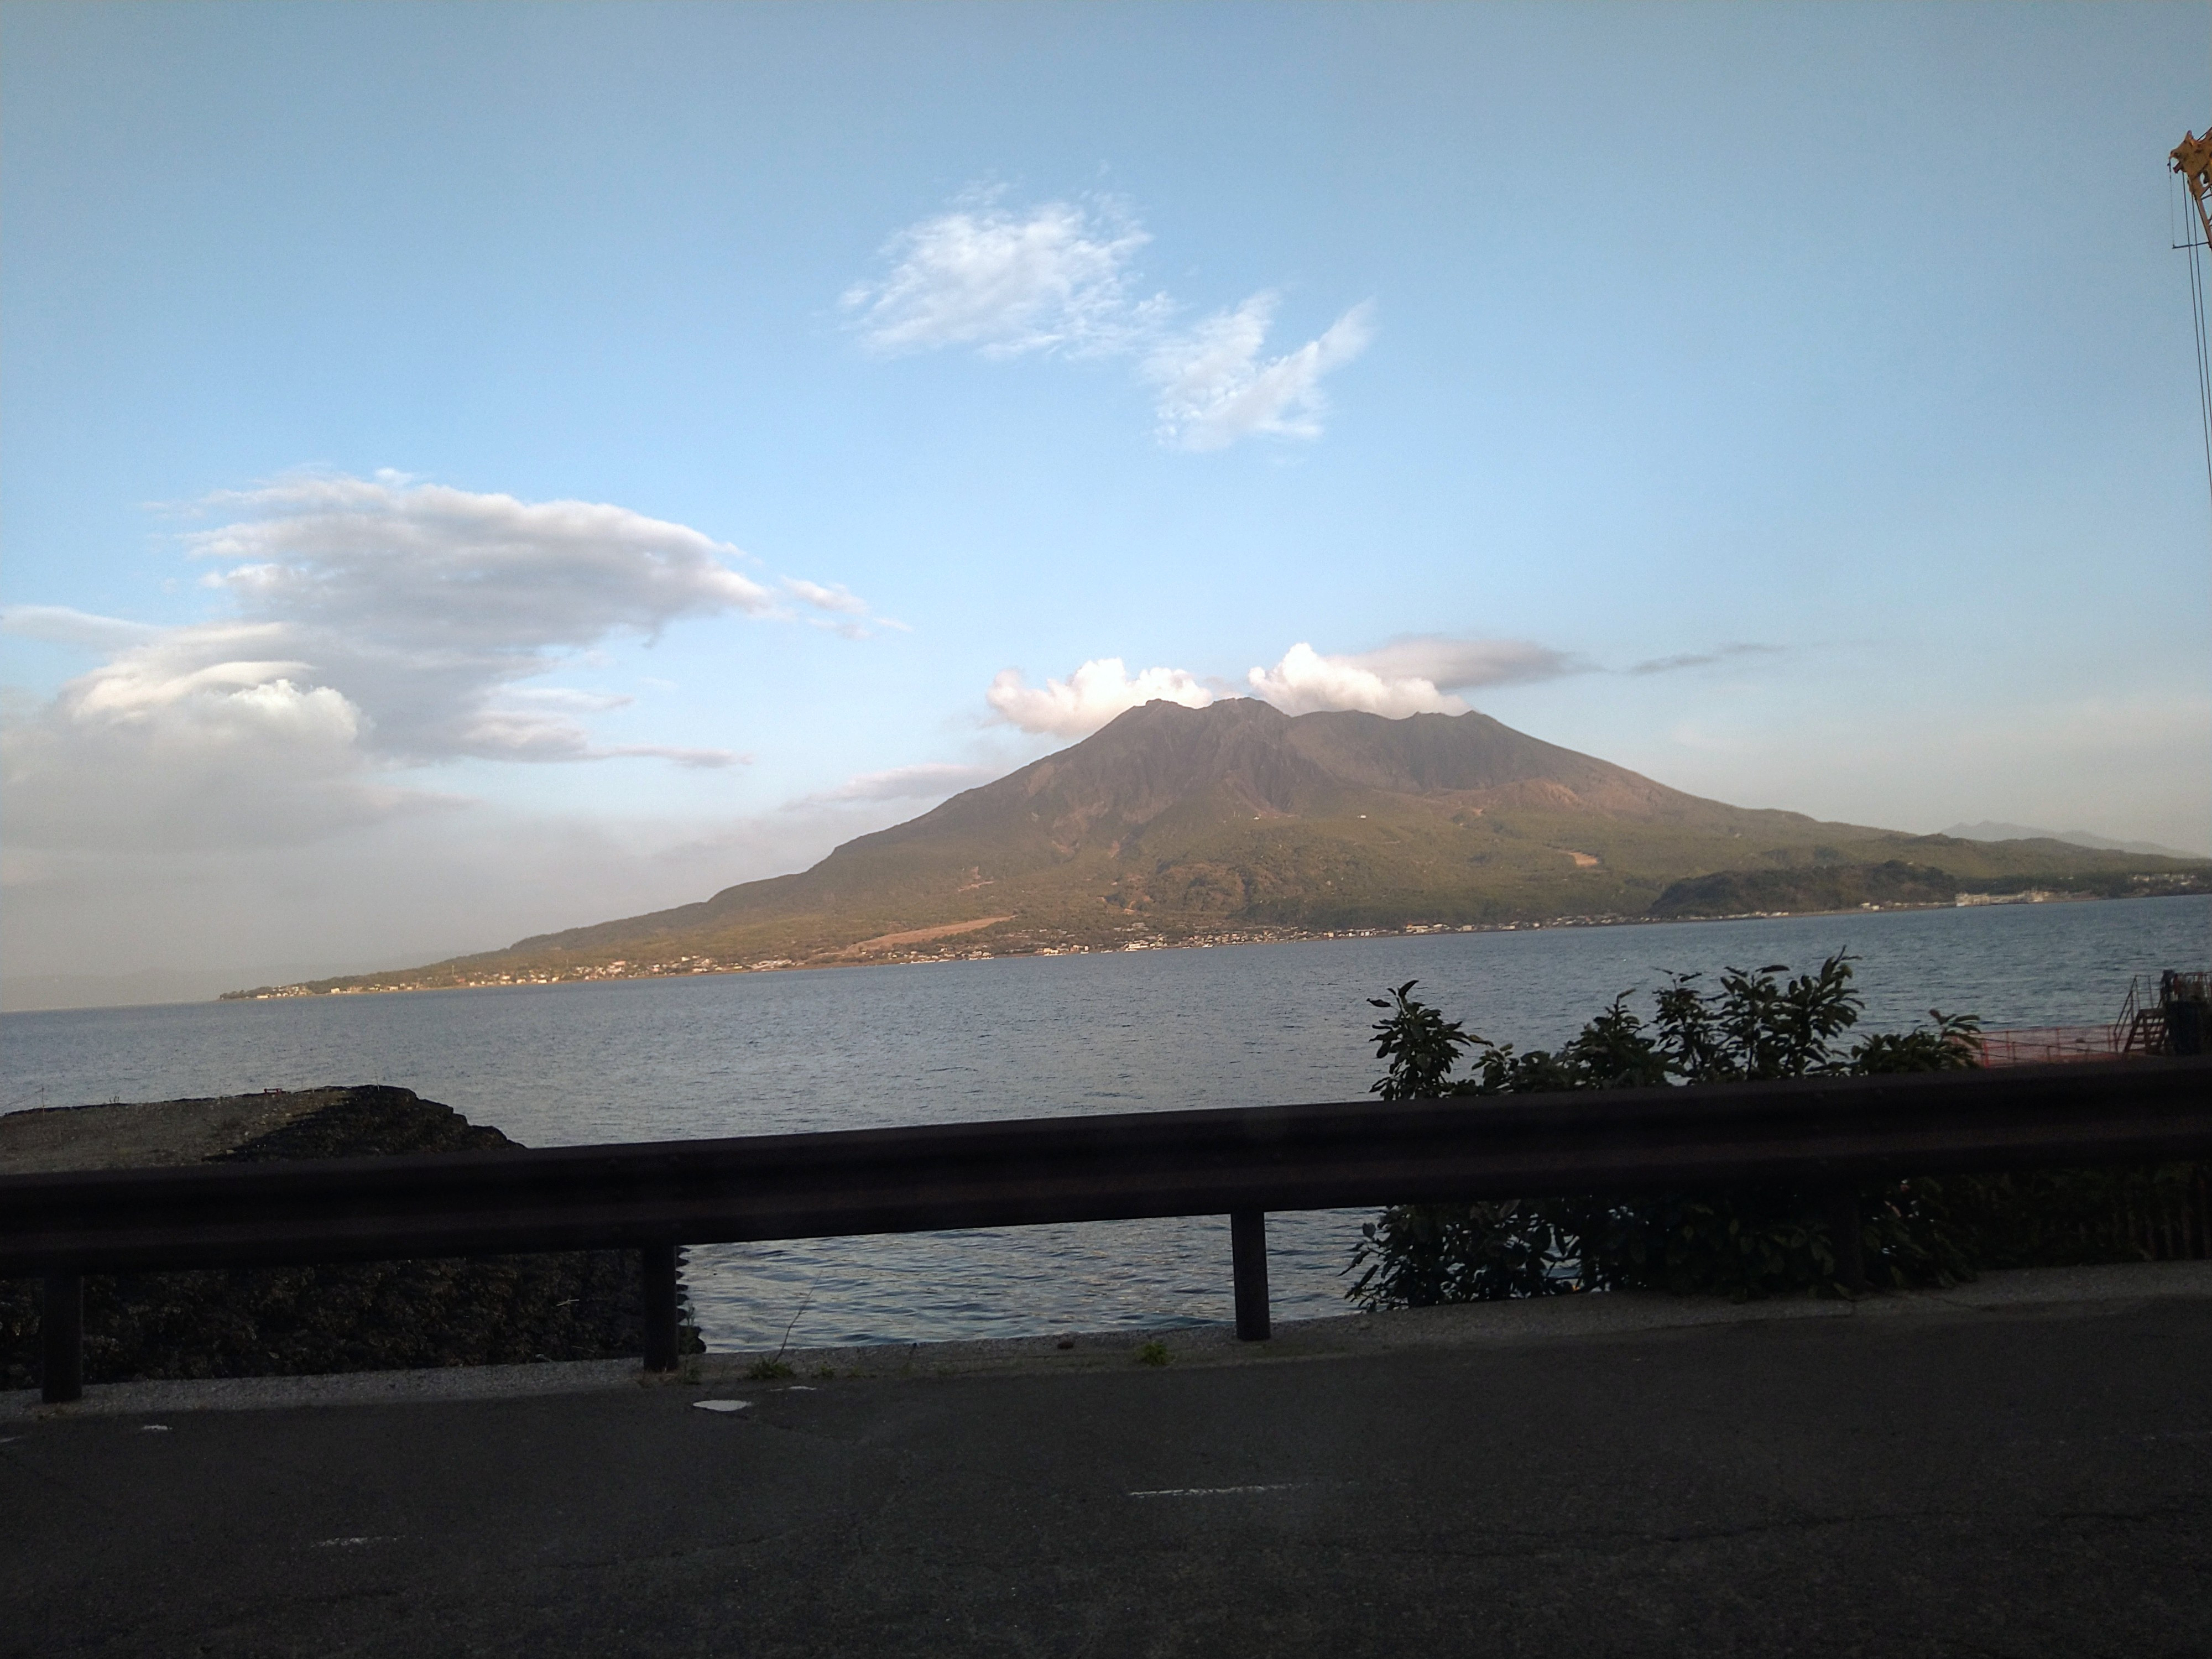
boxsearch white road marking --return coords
[691,1399,752,1413]
[1126,1484,1301,1498]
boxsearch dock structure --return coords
[1978,968,2210,1066]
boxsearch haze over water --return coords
[6,897,2205,1350]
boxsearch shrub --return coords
[1347,953,1987,1307]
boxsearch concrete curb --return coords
[9,1259,2208,1420]
[704,1259,2212,1383]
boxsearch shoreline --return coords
[217,887,2159,1004]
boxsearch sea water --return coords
[4,895,2204,1348]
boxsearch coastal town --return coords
[215,888,2153,1000]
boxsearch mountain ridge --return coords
[1938,820,2199,860]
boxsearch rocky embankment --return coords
[0,1086,704,1389]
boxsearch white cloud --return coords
[846,189,1374,450]
[597,744,748,769]
[2,473,846,853]
[496,686,637,714]
[1243,637,1576,718]
[1247,641,1466,718]
[842,195,1155,358]
[1628,643,1783,675]
[987,658,1217,738]
[0,604,161,651]
[158,472,830,762]
[187,473,779,651]
[983,637,1578,740]
[781,577,884,640]
[797,761,1003,806]
[2,653,418,853]
[781,578,868,615]
[1343,635,1578,692]
[1147,297,1375,452]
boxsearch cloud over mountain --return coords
[1246,642,1466,718]
[985,635,1577,737]
[987,658,1218,737]
[1248,637,1579,718]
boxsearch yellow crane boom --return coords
[2174,131,2212,250]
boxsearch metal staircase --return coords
[2116,971,2210,1056]
[2117,975,2166,1055]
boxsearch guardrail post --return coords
[1230,1209,1271,1341]
[41,1272,83,1405]
[1823,1190,1870,1294]
[642,1244,679,1372]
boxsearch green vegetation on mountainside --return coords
[245,701,2211,997]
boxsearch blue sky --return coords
[4,2,2209,998]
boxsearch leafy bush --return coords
[1347,953,1988,1307]
[1365,953,1980,1101]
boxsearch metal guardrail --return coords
[9,1057,2212,1404]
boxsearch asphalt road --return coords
[4,1293,2209,1658]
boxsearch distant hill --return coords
[238,701,2212,997]
[1939,821,2200,860]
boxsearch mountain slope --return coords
[257,701,2210,994]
